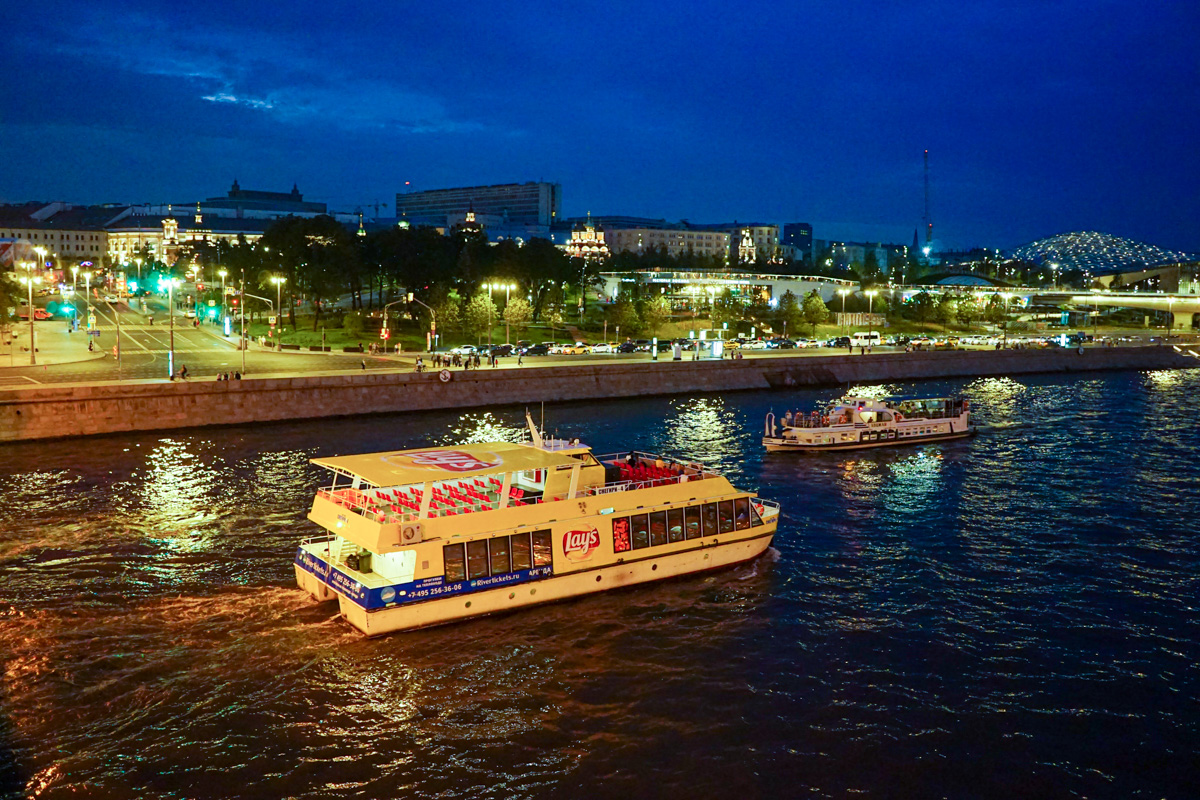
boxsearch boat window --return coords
[718,501,735,533]
[466,540,490,579]
[750,504,764,527]
[443,543,466,582]
[684,506,702,540]
[702,503,718,536]
[631,514,649,549]
[511,532,533,571]
[490,536,511,575]
[667,508,684,543]
[649,511,668,546]
[612,517,631,553]
[532,530,553,567]
[734,497,751,530]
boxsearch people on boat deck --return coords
[783,411,793,427]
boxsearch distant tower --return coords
[922,149,933,248]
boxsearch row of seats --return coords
[618,461,682,484]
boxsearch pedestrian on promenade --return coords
[518,354,523,367]
[360,360,366,370]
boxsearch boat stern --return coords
[295,538,338,603]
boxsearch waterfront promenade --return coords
[1,343,1194,443]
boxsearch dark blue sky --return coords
[2,1,1197,251]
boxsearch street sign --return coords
[268,316,277,325]
[88,330,101,337]
[380,328,390,339]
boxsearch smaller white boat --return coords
[763,395,974,452]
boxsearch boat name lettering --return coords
[869,421,890,428]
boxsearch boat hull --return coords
[763,428,975,452]
[307,529,775,637]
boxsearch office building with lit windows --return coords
[395,182,562,228]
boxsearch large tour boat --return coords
[295,418,780,636]
[763,395,974,452]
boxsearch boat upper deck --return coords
[314,447,726,528]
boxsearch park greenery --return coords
[97,215,1087,347]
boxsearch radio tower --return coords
[923,149,933,248]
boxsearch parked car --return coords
[450,344,478,355]
[488,344,514,357]
[17,308,52,320]
[590,342,616,354]
[522,343,551,356]
[617,341,639,353]
[826,336,851,348]
[767,338,796,349]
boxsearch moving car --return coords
[17,309,53,320]
[103,294,119,303]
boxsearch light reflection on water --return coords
[0,369,1198,798]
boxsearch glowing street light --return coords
[1001,292,1013,348]
[18,263,41,365]
[837,288,850,335]
[271,275,286,344]
[218,268,228,325]
[159,276,181,378]
[865,289,878,344]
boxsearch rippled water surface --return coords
[2,369,1200,798]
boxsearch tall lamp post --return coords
[865,289,878,343]
[82,271,92,330]
[19,264,41,365]
[271,275,286,345]
[1001,292,1012,348]
[240,271,247,376]
[218,268,228,328]
[162,276,180,378]
[837,288,850,336]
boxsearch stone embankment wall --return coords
[0,347,1192,443]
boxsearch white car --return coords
[449,345,477,355]
[103,294,119,303]
[590,342,616,354]
[184,309,197,319]
[740,339,769,350]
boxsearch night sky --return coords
[2,1,1197,252]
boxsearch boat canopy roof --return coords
[312,442,586,486]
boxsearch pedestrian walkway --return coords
[0,322,108,368]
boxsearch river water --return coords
[1,368,1199,799]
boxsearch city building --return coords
[0,202,117,273]
[782,222,813,263]
[600,269,856,309]
[604,225,731,261]
[562,213,610,261]
[690,222,782,265]
[107,204,271,267]
[395,182,562,228]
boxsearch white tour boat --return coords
[295,418,780,636]
[763,395,974,452]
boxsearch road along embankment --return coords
[0,346,1193,443]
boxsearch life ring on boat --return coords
[894,413,903,422]
[439,369,452,383]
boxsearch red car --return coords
[17,308,53,320]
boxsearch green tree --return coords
[935,294,956,330]
[503,297,533,336]
[463,291,498,343]
[801,290,830,337]
[639,295,672,335]
[908,291,937,325]
[710,289,742,331]
[609,296,640,337]
[955,295,981,328]
[342,311,364,339]
[433,294,462,337]
[775,290,803,338]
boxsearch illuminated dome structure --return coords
[1010,231,1195,276]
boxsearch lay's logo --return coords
[562,527,600,562]
[402,450,499,472]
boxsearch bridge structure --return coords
[1031,291,1200,331]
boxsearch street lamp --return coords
[18,264,41,365]
[865,289,878,344]
[160,276,181,378]
[1001,292,1012,348]
[71,264,79,293]
[837,288,850,335]
[82,271,92,329]
[271,275,286,345]
[1050,262,1059,290]
[218,269,228,326]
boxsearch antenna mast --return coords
[923,149,933,247]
